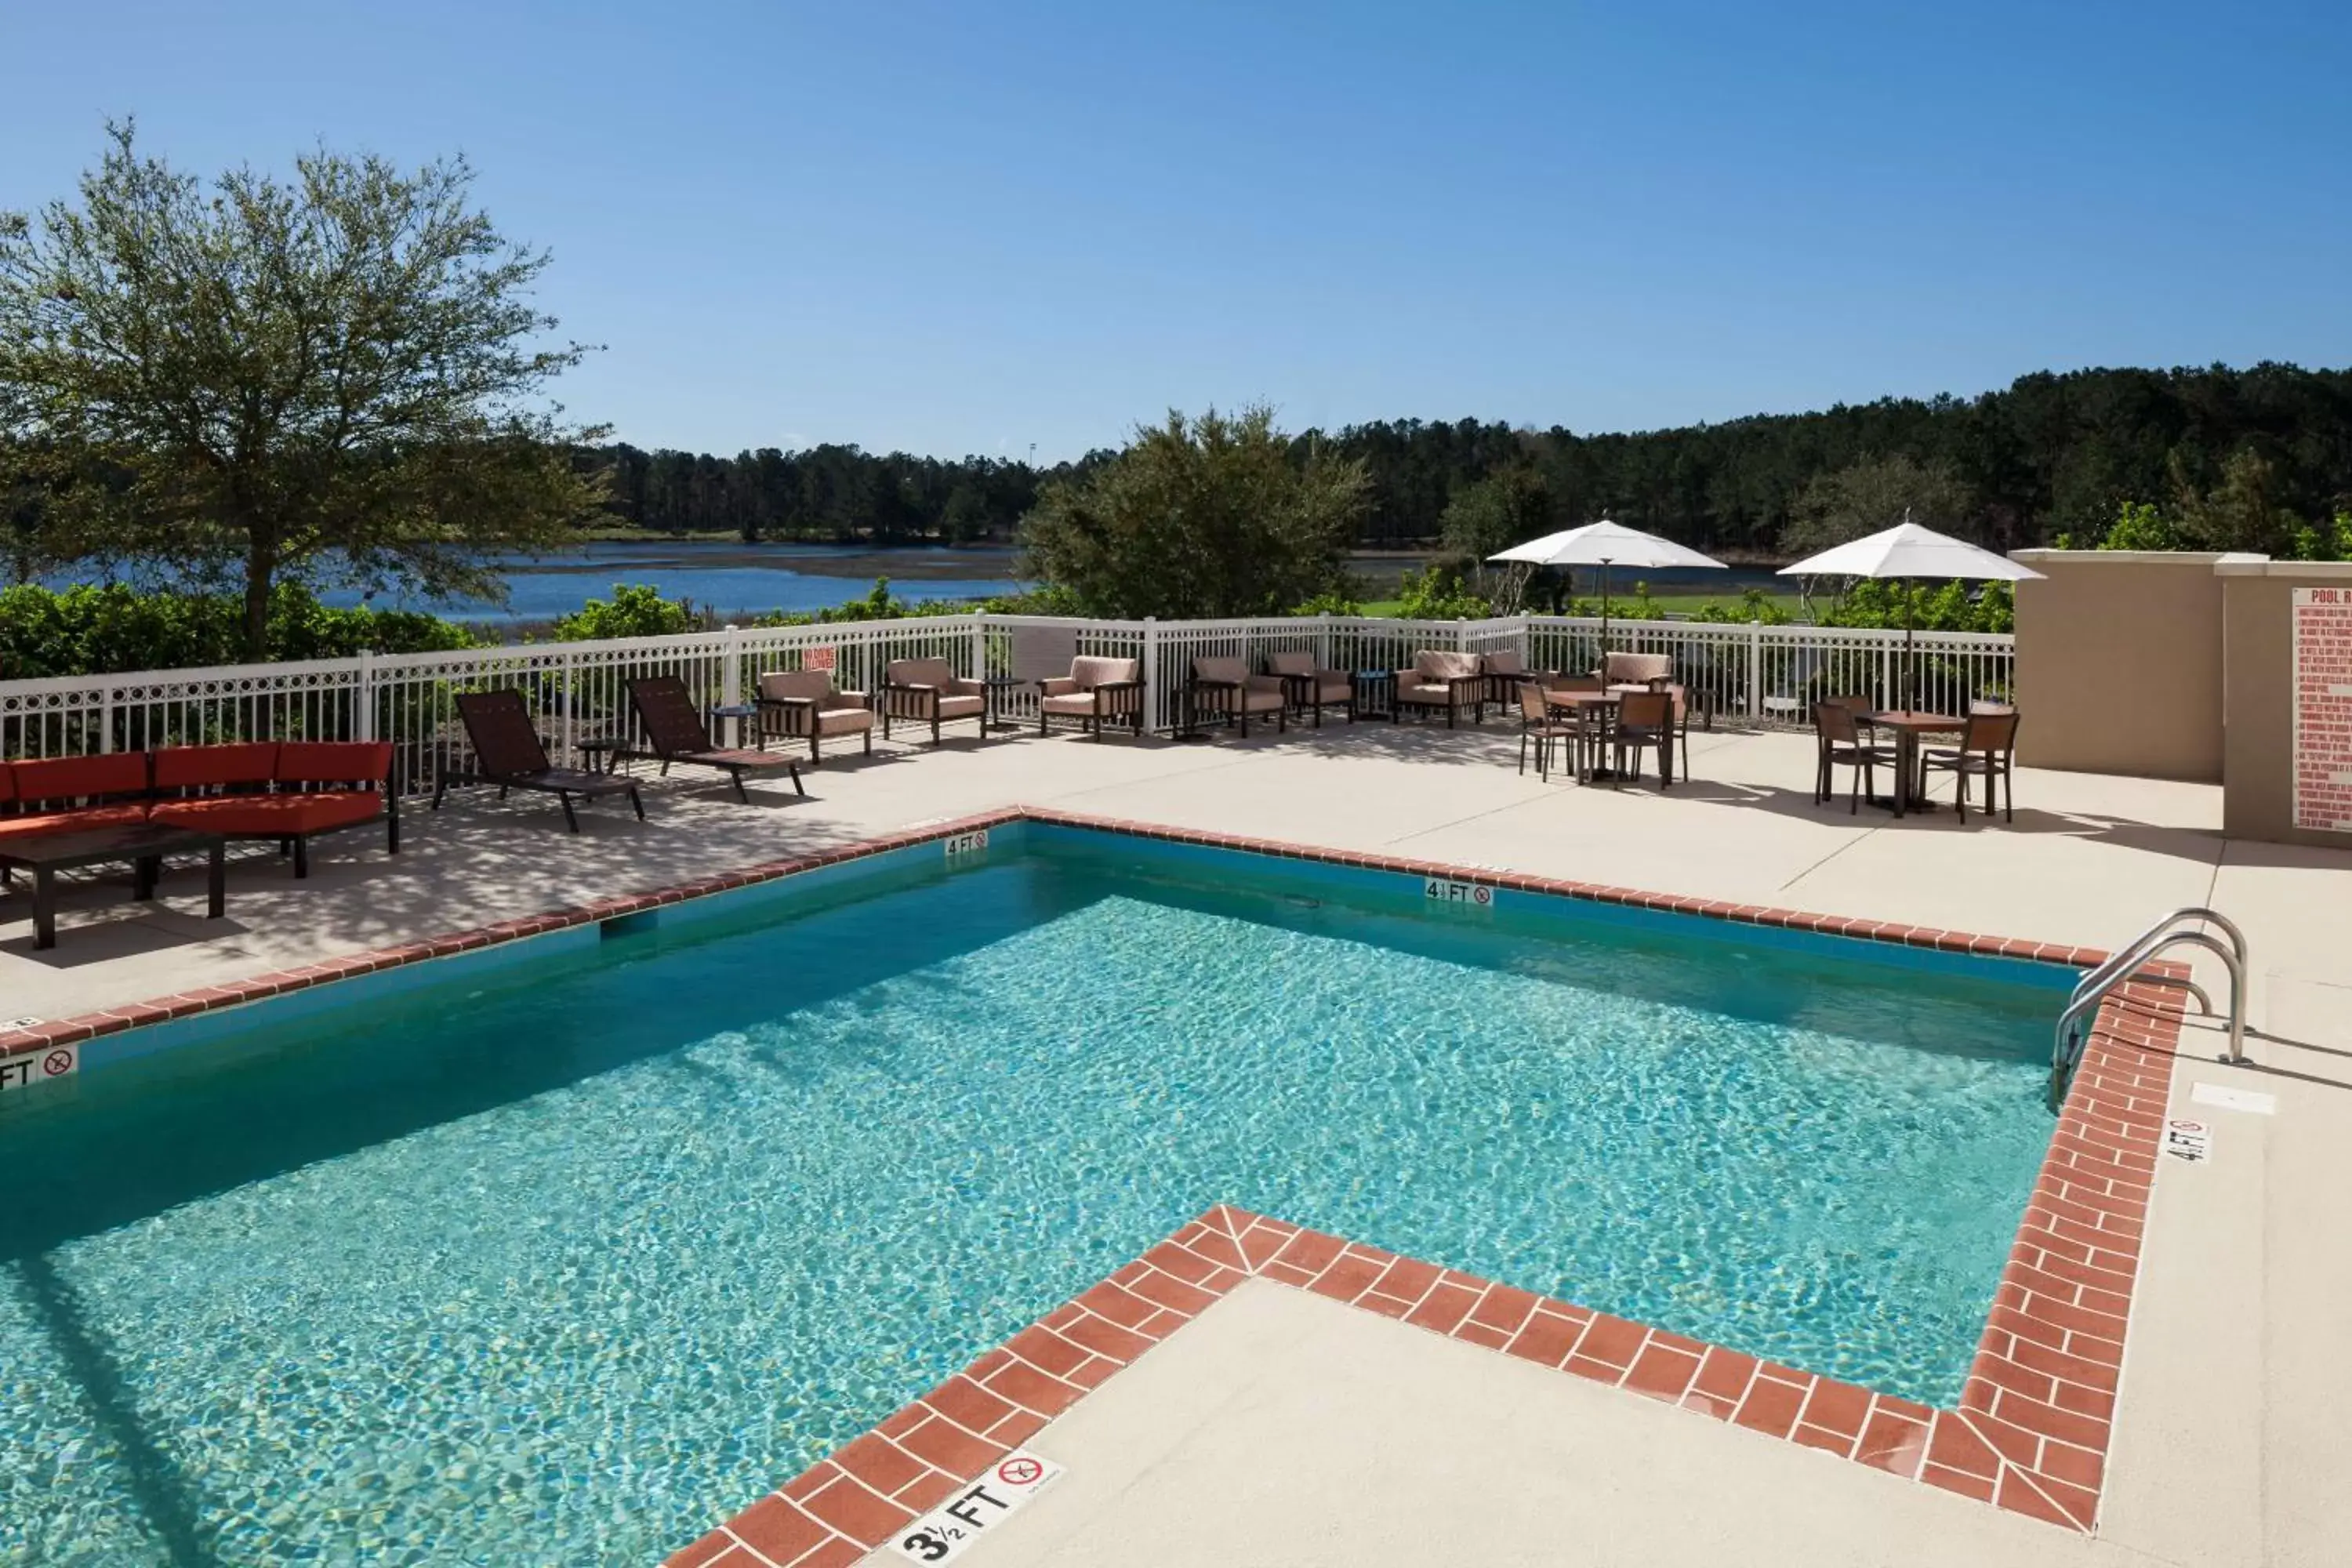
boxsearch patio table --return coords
[1864,710,1965,816]
[0,822,226,950]
[1539,688,1624,782]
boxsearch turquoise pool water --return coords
[0,837,2064,1564]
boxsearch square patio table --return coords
[0,822,226,949]
[1864,710,1966,816]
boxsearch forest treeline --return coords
[597,363,2352,556]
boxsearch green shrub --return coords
[0,582,486,679]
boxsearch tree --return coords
[1438,463,1550,607]
[0,123,606,655]
[1019,405,1368,618]
[2168,448,2304,557]
[1780,453,1976,559]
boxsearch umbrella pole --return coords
[1599,561,1612,671]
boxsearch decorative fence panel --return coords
[0,613,2014,781]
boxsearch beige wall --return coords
[2220,563,2352,847]
[2011,551,2228,782]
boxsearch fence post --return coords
[1746,620,1765,724]
[1317,610,1332,670]
[355,649,376,742]
[720,625,743,708]
[561,651,577,764]
[971,612,988,677]
[1142,616,1161,734]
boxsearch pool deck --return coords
[4,720,2348,1567]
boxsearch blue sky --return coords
[4,2,2347,461]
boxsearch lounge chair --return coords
[434,690,646,832]
[880,657,986,746]
[1266,651,1352,725]
[1599,651,1674,688]
[756,669,876,764]
[1392,650,1486,726]
[1037,655,1144,739]
[623,677,806,801]
[1187,655,1287,737]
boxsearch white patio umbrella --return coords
[1488,518,1727,648]
[1777,515,2043,705]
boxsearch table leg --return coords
[133,855,159,900]
[207,841,225,919]
[33,866,56,949]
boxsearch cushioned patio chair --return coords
[150,742,397,877]
[1037,655,1144,739]
[623,677,805,801]
[1920,707,2020,822]
[1392,650,1488,726]
[1814,701,1898,814]
[880,657,986,746]
[756,669,875,764]
[435,689,647,832]
[1187,655,1287,737]
[1599,651,1675,688]
[1479,650,1544,711]
[1265,650,1353,726]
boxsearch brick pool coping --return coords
[0,807,2183,1552]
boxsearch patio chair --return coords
[1813,701,1897,814]
[880,657,985,746]
[1599,651,1674,688]
[1265,650,1352,726]
[1038,655,1144,739]
[622,677,806,802]
[1515,682,1579,779]
[1920,708,2020,822]
[1611,689,1676,788]
[756,669,875,764]
[1392,650,1486,726]
[434,689,646,833]
[1187,655,1287,738]
[1479,650,1545,712]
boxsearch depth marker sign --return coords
[1422,877,1496,909]
[2163,1118,2213,1164]
[0,1042,79,1094]
[890,1450,1065,1563]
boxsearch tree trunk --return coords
[241,531,278,660]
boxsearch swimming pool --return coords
[0,824,2071,1563]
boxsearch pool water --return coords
[0,840,2063,1564]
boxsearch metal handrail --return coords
[2047,907,2247,1109]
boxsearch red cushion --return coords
[275,741,392,786]
[0,804,153,843]
[10,752,150,804]
[0,762,13,806]
[153,743,281,790]
[151,792,381,837]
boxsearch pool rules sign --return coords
[2294,586,2352,833]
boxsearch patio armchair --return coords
[880,657,986,746]
[1265,650,1353,726]
[1187,655,1287,738]
[622,677,807,802]
[434,689,647,832]
[1611,689,1676,788]
[1919,708,2020,822]
[1813,701,1897,813]
[1599,651,1675,688]
[1479,650,1544,711]
[756,669,875,764]
[1392,650,1487,726]
[1037,655,1145,739]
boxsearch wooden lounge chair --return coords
[1265,651,1352,725]
[880,657,986,746]
[623,677,806,802]
[434,690,646,832]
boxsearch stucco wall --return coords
[2220,562,2352,847]
[2010,551,2227,782]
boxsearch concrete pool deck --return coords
[3,720,2347,1566]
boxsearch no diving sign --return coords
[0,1042,79,1094]
[890,1450,1065,1563]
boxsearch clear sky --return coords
[5,1,2347,462]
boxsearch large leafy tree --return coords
[1779,452,1976,558]
[1020,405,1367,618]
[0,123,605,655]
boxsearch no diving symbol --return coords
[42,1050,73,1078]
[996,1457,1044,1487]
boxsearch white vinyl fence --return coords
[0,613,2014,791]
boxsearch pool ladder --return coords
[2047,906,2248,1111]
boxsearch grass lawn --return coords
[1357,585,1806,619]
